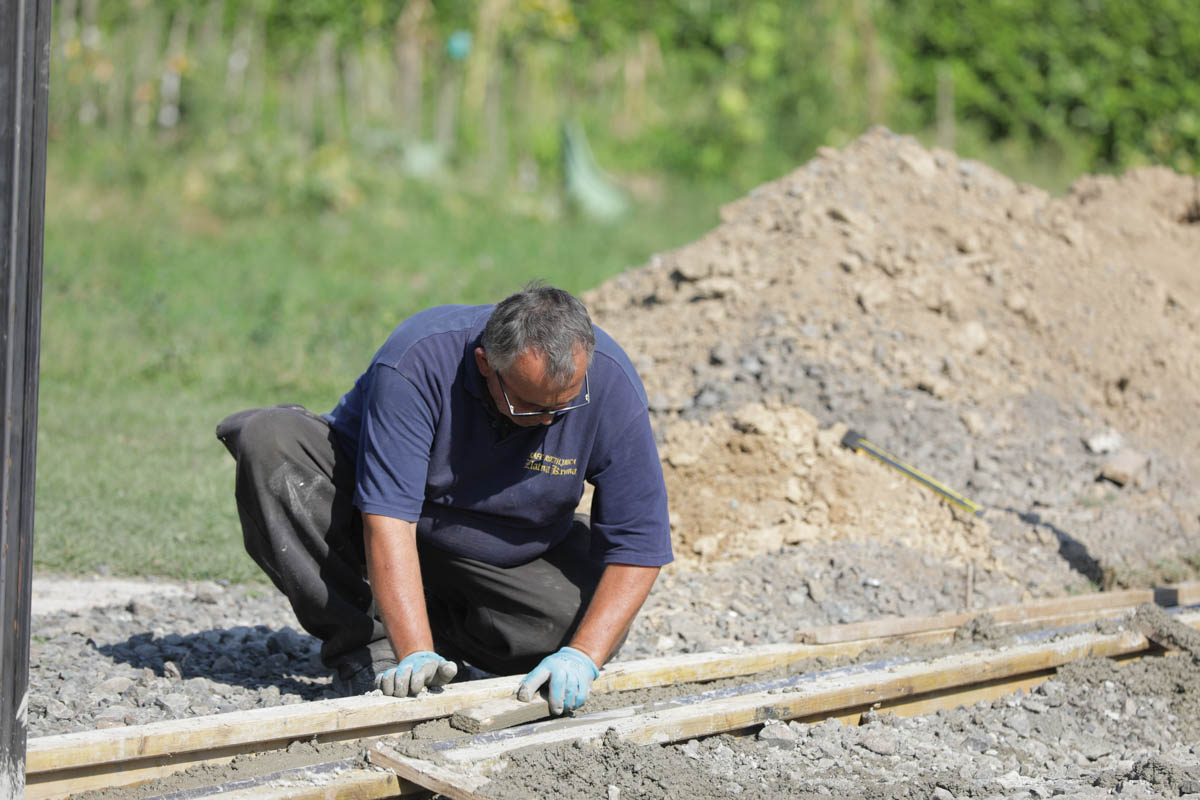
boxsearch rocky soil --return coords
[29,128,1200,796]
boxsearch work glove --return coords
[516,646,599,715]
[375,650,458,697]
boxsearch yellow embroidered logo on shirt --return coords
[524,451,578,476]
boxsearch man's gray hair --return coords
[481,282,595,384]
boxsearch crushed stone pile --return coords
[585,127,1200,595]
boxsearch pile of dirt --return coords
[584,126,1200,590]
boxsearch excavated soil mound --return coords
[584,126,1200,594]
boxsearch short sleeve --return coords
[354,364,435,520]
[587,411,673,567]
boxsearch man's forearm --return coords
[568,563,660,666]
[362,513,434,660]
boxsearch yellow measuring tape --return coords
[840,430,984,517]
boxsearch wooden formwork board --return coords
[449,601,1146,734]
[795,584,1200,644]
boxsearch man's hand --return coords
[376,651,458,697]
[516,646,599,715]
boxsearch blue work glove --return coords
[375,651,458,697]
[516,646,599,715]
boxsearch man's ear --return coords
[474,347,494,377]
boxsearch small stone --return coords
[758,721,798,749]
[859,730,898,755]
[264,652,290,671]
[93,676,134,695]
[655,635,676,652]
[964,735,990,752]
[606,786,621,800]
[932,789,956,800]
[1021,698,1048,714]
[807,578,829,604]
[958,321,989,353]
[126,599,158,618]
[1080,735,1114,761]
[1003,712,1032,736]
[156,693,191,714]
[163,661,183,680]
[729,599,755,617]
[961,410,985,436]
[827,205,872,231]
[681,739,702,759]
[133,643,161,661]
[46,699,73,720]
[1004,291,1029,314]
[1100,450,1148,486]
[193,582,224,604]
[856,280,892,314]
[94,705,133,725]
[691,535,718,557]
[267,627,306,656]
[1085,430,1123,454]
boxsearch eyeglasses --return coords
[496,370,590,417]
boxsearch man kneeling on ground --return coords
[216,283,673,714]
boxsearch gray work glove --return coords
[375,650,458,697]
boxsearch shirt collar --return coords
[462,309,491,400]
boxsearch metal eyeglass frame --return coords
[496,370,591,417]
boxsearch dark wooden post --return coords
[1,0,52,794]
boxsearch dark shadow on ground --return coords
[94,625,330,699]
[1006,507,1107,588]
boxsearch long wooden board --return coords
[159,762,410,800]
[448,602,1142,734]
[794,586,1199,644]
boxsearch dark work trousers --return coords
[215,405,607,678]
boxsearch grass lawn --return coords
[35,160,737,581]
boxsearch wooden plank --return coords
[28,678,509,773]
[368,746,490,800]
[0,0,51,795]
[451,695,549,734]
[189,765,409,800]
[798,669,1057,726]
[795,588,1160,644]
[453,603,1148,735]
[27,727,416,800]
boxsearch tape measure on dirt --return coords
[840,429,984,517]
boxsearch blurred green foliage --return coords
[52,0,1199,219]
[882,0,1200,172]
[49,0,879,217]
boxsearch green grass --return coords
[34,156,738,581]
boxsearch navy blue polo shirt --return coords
[324,304,673,569]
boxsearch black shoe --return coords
[331,656,397,697]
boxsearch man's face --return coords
[474,345,589,427]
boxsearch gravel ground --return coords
[489,654,1200,799]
